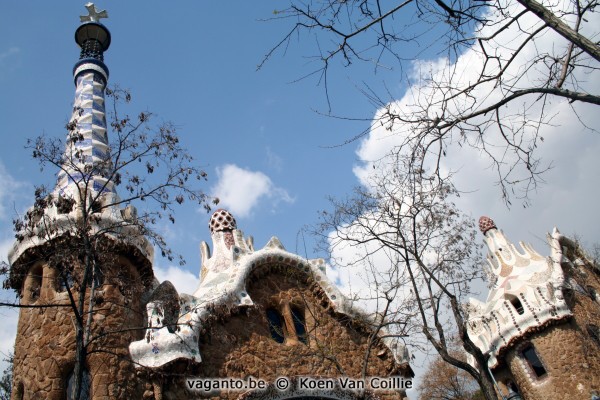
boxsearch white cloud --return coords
[0,161,26,371]
[153,264,200,295]
[0,160,29,265]
[0,238,14,264]
[351,0,600,247]
[265,147,283,172]
[333,2,600,396]
[328,235,415,315]
[211,164,294,218]
[354,1,599,187]
[0,161,27,221]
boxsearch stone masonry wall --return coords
[501,260,600,400]
[12,257,149,400]
[155,267,411,400]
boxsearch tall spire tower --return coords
[56,2,114,198]
[8,5,155,399]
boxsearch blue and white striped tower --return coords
[56,3,115,199]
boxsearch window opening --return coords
[91,200,102,214]
[521,345,547,378]
[27,265,43,301]
[588,324,600,347]
[587,286,598,302]
[13,382,24,400]
[291,306,308,345]
[266,308,285,343]
[507,294,524,315]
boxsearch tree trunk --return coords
[477,375,500,400]
[72,325,85,400]
[473,355,501,400]
[71,233,93,400]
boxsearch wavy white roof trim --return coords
[9,192,153,265]
[129,228,410,369]
[467,226,572,368]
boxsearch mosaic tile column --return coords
[56,67,114,197]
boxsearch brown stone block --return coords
[95,383,109,396]
[38,378,52,391]
[51,378,62,391]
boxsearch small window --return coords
[291,306,308,345]
[266,308,285,343]
[521,345,547,378]
[507,294,524,315]
[66,368,92,400]
[13,382,24,400]
[116,268,134,296]
[587,286,598,302]
[588,324,600,347]
[27,265,43,302]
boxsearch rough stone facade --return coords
[468,218,600,400]
[137,268,411,399]
[10,250,412,400]
[498,252,600,399]
[11,254,150,399]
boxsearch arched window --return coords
[506,294,524,315]
[26,264,43,302]
[13,381,24,400]
[521,344,547,378]
[266,304,309,345]
[266,308,285,343]
[291,306,308,345]
[66,368,92,400]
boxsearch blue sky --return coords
[0,2,377,263]
[1,1,599,397]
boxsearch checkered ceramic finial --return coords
[478,216,497,234]
[209,209,238,235]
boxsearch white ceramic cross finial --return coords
[80,3,108,23]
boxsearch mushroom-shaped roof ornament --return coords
[478,216,497,235]
[209,209,237,234]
